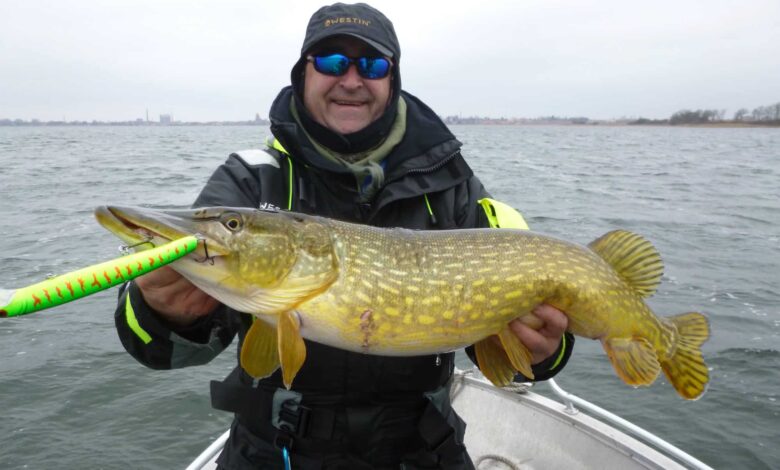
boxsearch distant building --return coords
[160,114,173,124]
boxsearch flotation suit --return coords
[114,88,573,469]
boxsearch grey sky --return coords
[2,0,778,121]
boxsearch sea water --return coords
[0,125,777,468]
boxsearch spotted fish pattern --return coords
[96,206,710,399]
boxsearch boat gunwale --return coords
[453,371,695,469]
[186,369,712,470]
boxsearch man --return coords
[115,3,573,469]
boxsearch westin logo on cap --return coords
[324,17,371,27]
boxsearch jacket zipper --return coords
[396,149,460,180]
[364,149,462,223]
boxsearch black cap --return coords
[301,3,400,59]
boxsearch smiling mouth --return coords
[332,100,366,106]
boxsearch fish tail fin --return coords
[660,312,710,400]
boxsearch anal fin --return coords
[602,336,661,387]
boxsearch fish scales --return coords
[95,205,710,399]
[292,222,658,357]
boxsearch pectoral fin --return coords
[475,336,516,387]
[602,336,661,386]
[497,327,534,379]
[278,310,307,389]
[240,318,280,379]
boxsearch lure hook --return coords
[194,235,215,265]
[119,238,154,255]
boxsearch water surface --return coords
[0,125,777,468]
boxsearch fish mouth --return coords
[95,205,229,257]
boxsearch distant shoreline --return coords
[625,121,780,128]
[1,120,778,128]
[0,120,270,127]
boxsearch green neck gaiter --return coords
[291,96,407,201]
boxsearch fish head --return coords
[95,205,339,314]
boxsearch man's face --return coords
[303,36,392,135]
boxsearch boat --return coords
[187,369,713,470]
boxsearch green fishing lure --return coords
[0,236,198,318]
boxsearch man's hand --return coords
[134,266,221,328]
[509,304,568,364]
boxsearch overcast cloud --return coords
[1,0,778,121]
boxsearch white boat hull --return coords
[188,370,710,469]
[451,373,684,469]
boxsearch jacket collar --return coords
[268,87,470,217]
[270,87,459,173]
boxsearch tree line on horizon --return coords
[633,100,780,125]
[4,100,778,127]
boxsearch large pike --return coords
[95,205,710,399]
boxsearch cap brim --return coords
[338,33,394,58]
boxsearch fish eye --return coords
[221,213,243,231]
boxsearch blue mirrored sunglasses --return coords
[307,53,391,79]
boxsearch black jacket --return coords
[114,87,573,468]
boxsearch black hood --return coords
[290,2,403,153]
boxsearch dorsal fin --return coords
[588,230,664,298]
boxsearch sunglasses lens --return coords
[311,54,390,79]
[313,54,350,76]
[358,57,390,79]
